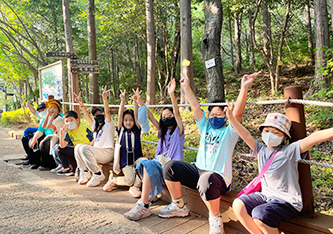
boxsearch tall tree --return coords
[307,0,330,96]
[234,10,242,74]
[201,0,224,102]
[248,8,255,69]
[145,0,156,105]
[87,0,99,104]
[305,0,314,65]
[180,0,194,105]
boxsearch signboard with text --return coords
[46,52,77,59]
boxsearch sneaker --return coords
[74,167,80,182]
[123,202,152,221]
[23,161,31,167]
[157,202,190,218]
[78,171,91,185]
[149,194,160,203]
[38,166,51,171]
[51,164,63,173]
[103,178,117,192]
[86,173,105,187]
[129,186,142,198]
[209,215,224,234]
[57,168,74,176]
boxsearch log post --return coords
[284,86,314,218]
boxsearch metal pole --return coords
[284,86,314,218]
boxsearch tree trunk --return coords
[87,0,99,104]
[201,0,224,102]
[180,0,194,105]
[249,8,255,70]
[111,49,119,98]
[62,0,78,112]
[262,0,272,65]
[234,10,242,74]
[145,0,156,105]
[228,13,234,67]
[305,1,314,65]
[307,0,330,96]
[275,0,291,92]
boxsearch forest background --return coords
[0,0,332,215]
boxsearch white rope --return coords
[142,141,333,168]
[61,99,333,108]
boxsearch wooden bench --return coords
[160,186,333,234]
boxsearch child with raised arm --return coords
[157,72,260,234]
[102,88,146,194]
[72,86,115,187]
[123,79,184,221]
[226,101,333,234]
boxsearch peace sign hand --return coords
[168,79,176,95]
[102,85,112,100]
[180,74,190,88]
[73,91,83,104]
[241,71,261,88]
[120,89,126,103]
[132,88,142,103]
[225,100,235,120]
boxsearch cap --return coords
[36,103,46,111]
[92,107,105,116]
[138,105,150,133]
[259,113,291,138]
[45,99,61,111]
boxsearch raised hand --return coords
[225,99,235,120]
[168,79,176,95]
[180,74,190,88]
[74,91,83,104]
[120,89,126,103]
[59,125,68,136]
[102,85,112,100]
[241,71,261,88]
[132,88,142,102]
[26,101,31,108]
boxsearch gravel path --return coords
[0,127,154,234]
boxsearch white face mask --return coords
[38,110,47,119]
[66,121,77,130]
[261,132,284,148]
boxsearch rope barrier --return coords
[142,141,333,169]
[61,98,333,108]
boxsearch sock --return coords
[172,197,184,208]
[94,171,102,175]
[144,203,149,208]
[84,170,88,172]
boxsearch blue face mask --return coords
[209,116,227,129]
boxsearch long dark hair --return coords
[122,109,136,131]
[94,119,105,134]
[159,107,177,143]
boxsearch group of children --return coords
[21,71,333,234]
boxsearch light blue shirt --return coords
[195,110,239,186]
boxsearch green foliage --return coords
[0,108,36,126]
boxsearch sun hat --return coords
[259,113,291,138]
[138,105,150,133]
[92,107,105,116]
[45,99,61,111]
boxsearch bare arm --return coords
[132,88,141,129]
[300,128,333,153]
[117,89,126,129]
[180,74,203,121]
[226,100,256,150]
[168,79,183,136]
[29,131,44,148]
[26,101,36,116]
[102,86,112,123]
[233,71,261,123]
[74,91,93,126]
[135,89,160,131]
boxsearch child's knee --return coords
[232,198,245,215]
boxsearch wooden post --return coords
[71,72,80,116]
[284,86,314,218]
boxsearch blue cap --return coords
[138,105,150,133]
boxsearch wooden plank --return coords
[161,216,208,234]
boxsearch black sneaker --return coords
[29,164,39,169]
[57,168,74,176]
[21,155,30,160]
[23,161,31,167]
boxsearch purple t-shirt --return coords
[155,125,184,161]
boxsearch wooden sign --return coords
[46,52,77,59]
[71,66,99,74]
[70,59,98,67]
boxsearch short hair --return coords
[64,110,78,119]
[208,100,227,113]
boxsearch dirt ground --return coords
[0,126,154,234]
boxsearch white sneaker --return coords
[78,170,91,185]
[209,215,224,234]
[86,172,105,187]
[157,202,190,218]
[129,186,142,198]
[51,164,63,173]
[123,202,152,221]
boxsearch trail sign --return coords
[46,52,77,59]
[70,59,98,67]
[71,67,99,74]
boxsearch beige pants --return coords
[112,157,147,187]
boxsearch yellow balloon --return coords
[182,59,190,67]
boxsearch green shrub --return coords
[0,108,36,126]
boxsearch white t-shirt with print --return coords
[91,118,115,149]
